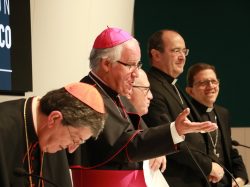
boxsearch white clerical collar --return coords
[206,107,213,112]
[171,79,178,85]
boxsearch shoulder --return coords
[80,74,93,84]
[0,99,25,114]
[214,104,229,115]
[147,68,164,82]
[0,99,25,137]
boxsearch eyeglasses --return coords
[116,60,143,71]
[170,48,189,56]
[133,85,151,95]
[66,126,85,145]
[193,79,220,88]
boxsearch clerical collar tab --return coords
[206,107,213,112]
[171,79,178,85]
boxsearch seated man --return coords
[127,69,168,186]
[186,63,248,187]
[0,82,105,187]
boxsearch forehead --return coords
[68,126,93,137]
[194,69,217,80]
[135,71,150,86]
[121,40,141,62]
[162,31,185,48]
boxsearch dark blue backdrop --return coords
[0,0,32,95]
[0,2,11,90]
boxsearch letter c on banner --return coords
[0,24,11,49]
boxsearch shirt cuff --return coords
[170,122,185,144]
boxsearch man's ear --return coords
[151,49,161,63]
[185,87,193,96]
[48,111,63,128]
[100,59,110,73]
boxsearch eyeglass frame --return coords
[132,85,151,96]
[66,126,85,145]
[170,48,189,56]
[116,60,143,71]
[193,79,220,88]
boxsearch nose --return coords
[68,144,80,153]
[207,80,216,87]
[131,67,139,78]
[178,52,186,59]
[148,90,153,100]
[208,81,213,86]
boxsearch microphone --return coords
[232,140,250,149]
[183,142,211,187]
[14,168,59,187]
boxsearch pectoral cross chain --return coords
[214,148,219,157]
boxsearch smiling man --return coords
[0,82,105,187]
[186,63,248,187]
[142,29,219,186]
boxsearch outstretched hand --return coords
[175,108,218,136]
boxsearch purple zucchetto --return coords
[93,27,133,49]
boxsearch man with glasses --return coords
[127,69,170,186]
[143,29,215,186]
[0,82,106,187]
[186,63,248,187]
[128,69,153,117]
[68,27,217,187]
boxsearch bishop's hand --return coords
[175,108,218,136]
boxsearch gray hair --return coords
[40,87,106,138]
[89,38,138,70]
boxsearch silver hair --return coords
[89,38,138,70]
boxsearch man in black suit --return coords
[68,27,217,187]
[186,63,248,187]
[143,29,221,186]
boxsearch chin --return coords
[207,98,216,104]
[43,146,61,153]
[40,146,47,152]
[47,149,59,154]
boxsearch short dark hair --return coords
[40,87,105,138]
[147,29,180,63]
[186,63,217,87]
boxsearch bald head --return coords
[134,69,149,87]
[128,69,153,116]
[148,29,188,78]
